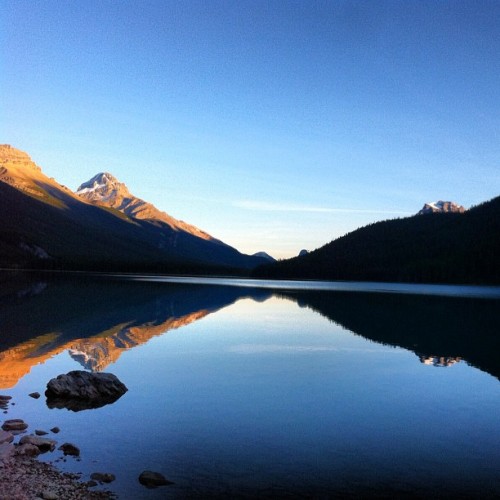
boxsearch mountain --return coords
[253,196,500,285]
[418,200,465,215]
[252,251,276,262]
[0,145,266,272]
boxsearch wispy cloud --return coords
[233,200,412,215]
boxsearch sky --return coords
[2,0,499,258]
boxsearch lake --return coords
[0,271,499,498]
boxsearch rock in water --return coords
[138,470,174,488]
[45,371,127,411]
[58,442,80,456]
[0,395,12,411]
[19,435,57,452]
[2,419,28,432]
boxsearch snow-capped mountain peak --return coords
[418,201,465,215]
[76,172,130,202]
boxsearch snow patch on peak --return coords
[76,172,131,203]
[76,172,120,193]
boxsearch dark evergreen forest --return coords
[253,196,500,285]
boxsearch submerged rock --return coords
[45,371,127,411]
[58,442,80,456]
[50,426,60,434]
[29,392,41,399]
[138,470,174,488]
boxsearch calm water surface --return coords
[0,272,499,498]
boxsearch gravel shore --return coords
[0,454,113,500]
[0,456,116,500]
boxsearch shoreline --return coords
[1,396,115,499]
[0,454,113,499]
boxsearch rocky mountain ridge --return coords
[0,145,75,205]
[76,172,221,244]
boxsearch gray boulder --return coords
[16,443,41,457]
[19,434,57,452]
[2,419,28,432]
[45,371,127,411]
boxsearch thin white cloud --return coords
[233,200,412,215]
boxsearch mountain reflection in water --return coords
[0,273,272,388]
[0,272,498,390]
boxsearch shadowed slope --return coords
[0,145,267,271]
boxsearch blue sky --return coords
[2,1,499,258]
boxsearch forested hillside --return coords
[253,196,500,285]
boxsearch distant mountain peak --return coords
[418,201,465,215]
[252,251,276,262]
